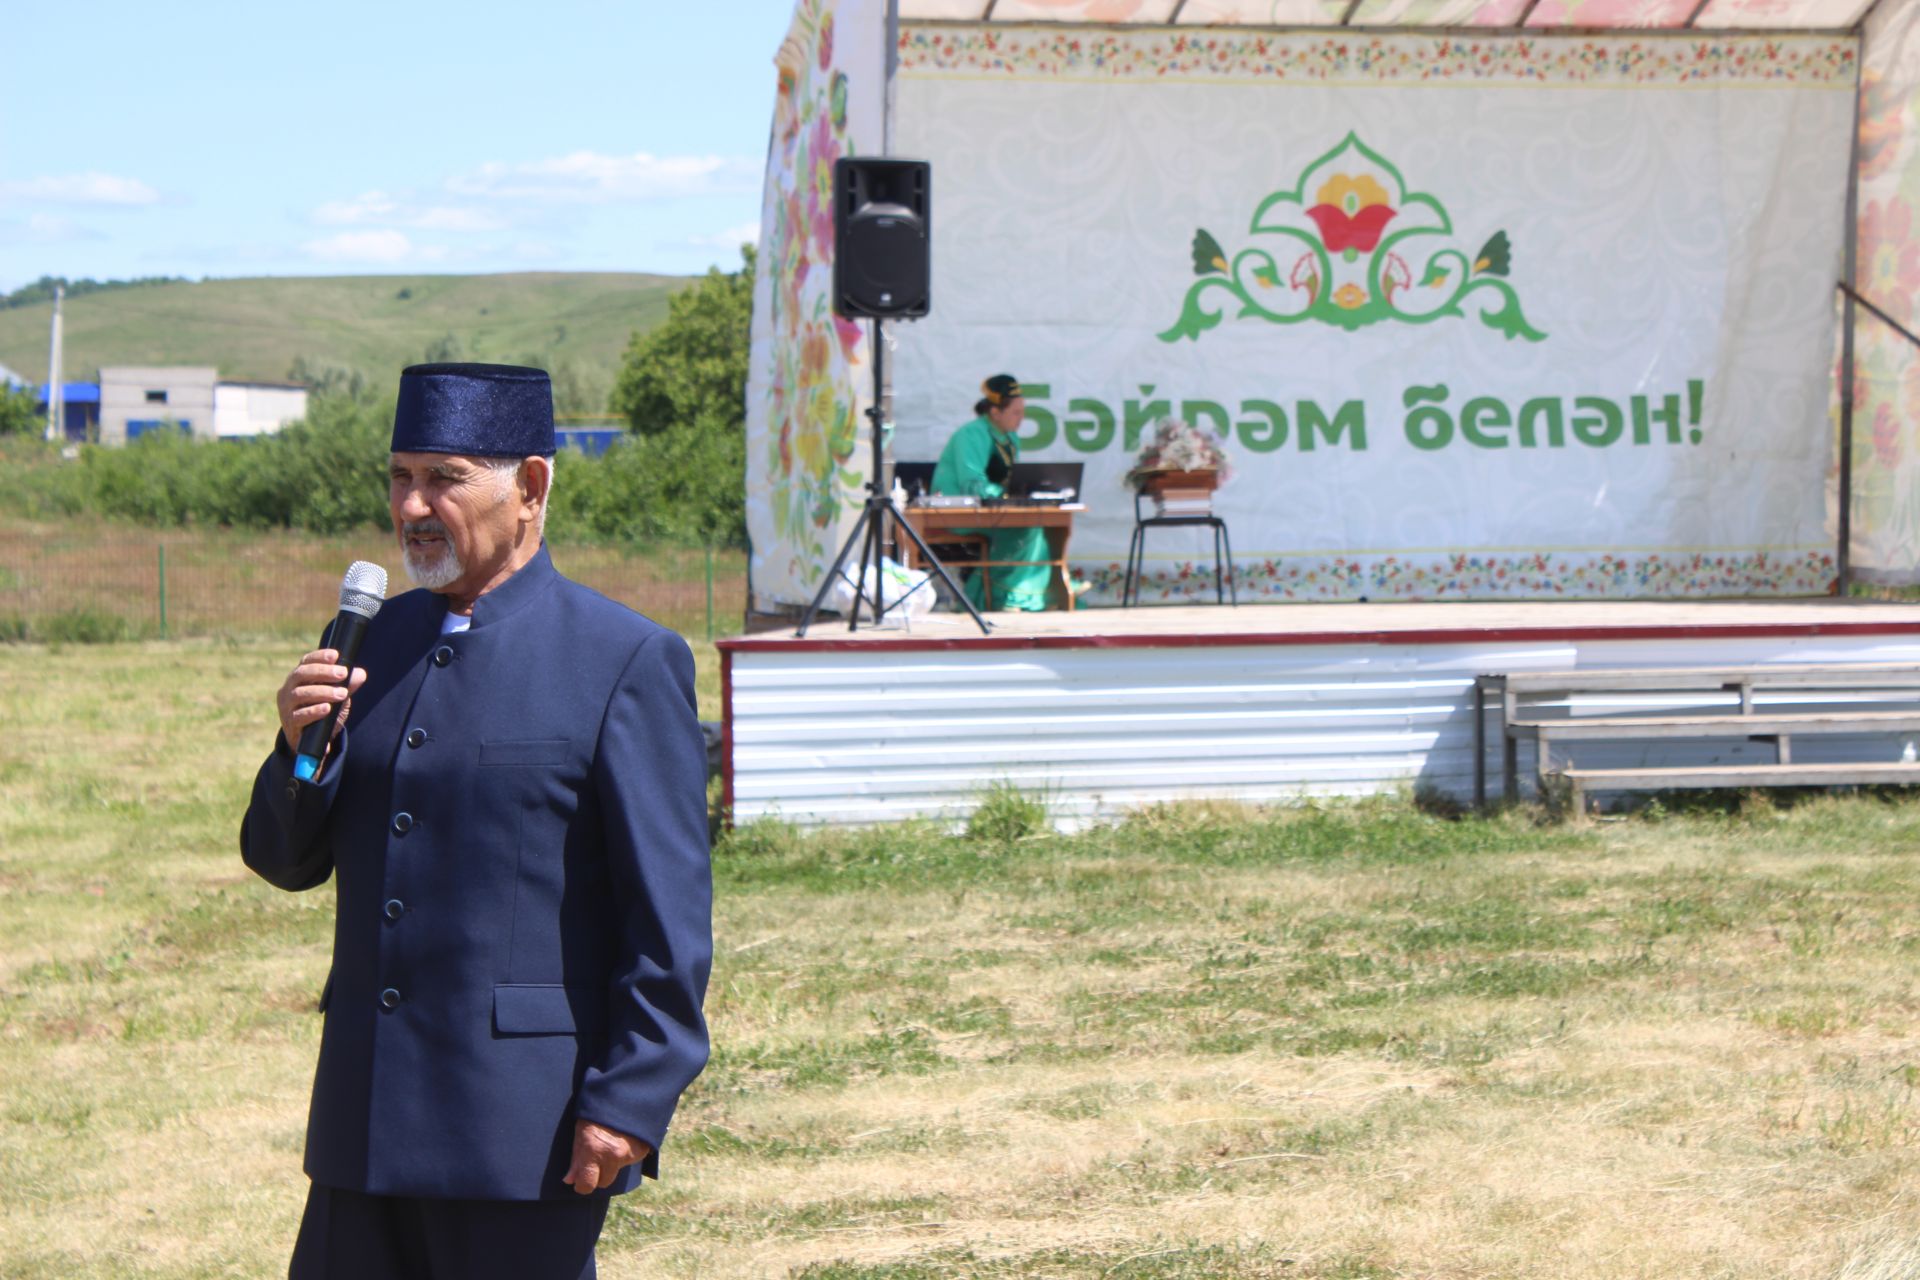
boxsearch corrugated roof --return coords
[32,382,100,404]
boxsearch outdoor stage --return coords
[719,599,1920,826]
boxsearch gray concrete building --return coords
[99,366,307,444]
[99,366,217,444]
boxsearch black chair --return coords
[1122,489,1236,607]
[920,531,992,608]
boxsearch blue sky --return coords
[0,0,805,291]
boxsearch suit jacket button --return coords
[383,899,405,921]
[392,812,413,835]
[379,988,401,1010]
[432,646,454,667]
[406,728,427,749]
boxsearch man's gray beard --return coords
[402,525,463,590]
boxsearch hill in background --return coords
[0,272,689,414]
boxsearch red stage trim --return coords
[720,647,735,824]
[718,620,1920,656]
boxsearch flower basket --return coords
[1123,418,1233,495]
[1139,469,1221,498]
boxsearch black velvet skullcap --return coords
[391,363,555,458]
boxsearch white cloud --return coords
[313,190,504,233]
[447,151,758,204]
[410,206,507,233]
[690,221,762,250]
[313,191,398,225]
[303,230,444,265]
[1,172,160,206]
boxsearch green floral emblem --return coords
[1160,132,1546,344]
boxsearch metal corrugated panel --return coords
[728,634,1920,826]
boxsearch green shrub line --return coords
[1,389,744,549]
[1,608,142,645]
[1,249,755,549]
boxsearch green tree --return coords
[0,385,42,436]
[611,247,753,439]
[593,246,754,545]
[515,353,613,417]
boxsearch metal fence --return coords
[0,521,746,643]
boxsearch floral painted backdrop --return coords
[1846,0,1920,585]
[743,0,886,609]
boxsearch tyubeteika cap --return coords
[981,374,1021,407]
[391,363,556,458]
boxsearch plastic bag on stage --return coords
[827,556,934,626]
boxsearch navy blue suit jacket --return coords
[241,546,712,1201]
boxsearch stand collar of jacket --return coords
[463,543,559,629]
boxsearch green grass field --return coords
[6,641,1920,1278]
[0,272,686,388]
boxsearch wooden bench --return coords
[1473,664,1920,809]
[1558,761,1920,812]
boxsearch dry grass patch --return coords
[10,645,1920,1275]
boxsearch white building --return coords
[99,366,307,444]
[213,380,310,439]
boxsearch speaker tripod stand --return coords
[795,318,990,637]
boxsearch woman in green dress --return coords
[930,373,1055,612]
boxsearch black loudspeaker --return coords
[833,158,930,319]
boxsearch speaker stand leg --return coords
[796,313,990,638]
[795,500,877,637]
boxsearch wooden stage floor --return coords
[737,598,1920,649]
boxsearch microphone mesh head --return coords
[338,560,388,619]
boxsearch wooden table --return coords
[898,503,1081,611]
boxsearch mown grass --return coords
[6,642,1920,1276]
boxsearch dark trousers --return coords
[289,1183,612,1280]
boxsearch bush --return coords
[966,780,1051,843]
[0,385,41,436]
[59,392,391,533]
[0,436,88,516]
[8,377,741,548]
[36,608,137,644]
[547,422,744,547]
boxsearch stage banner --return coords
[890,28,1856,602]
[1847,0,1920,586]
[744,0,888,611]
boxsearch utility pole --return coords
[43,284,64,443]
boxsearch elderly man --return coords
[240,363,711,1280]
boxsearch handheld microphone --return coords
[293,561,388,782]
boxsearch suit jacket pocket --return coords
[480,738,570,767]
[493,984,604,1036]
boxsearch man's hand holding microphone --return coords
[281,561,386,780]
[276,647,368,766]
